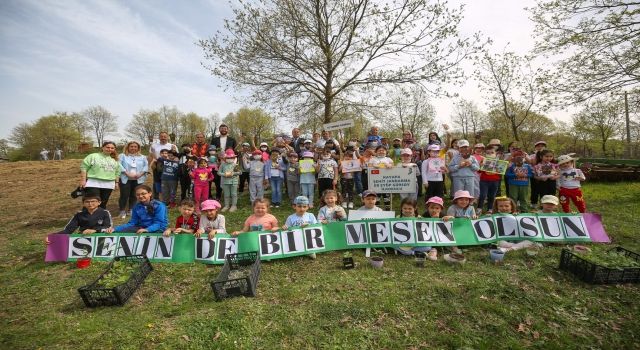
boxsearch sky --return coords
[0,0,570,142]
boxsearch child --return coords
[422,196,454,221]
[299,151,317,208]
[178,144,197,203]
[265,149,286,208]
[258,142,271,161]
[248,150,265,203]
[190,158,213,213]
[285,152,301,204]
[150,149,167,199]
[159,150,180,208]
[532,150,560,207]
[238,142,252,193]
[195,199,226,240]
[163,200,199,237]
[340,150,359,208]
[358,190,382,211]
[317,149,339,198]
[114,185,168,233]
[505,150,534,212]
[207,146,222,201]
[282,196,318,229]
[448,140,479,197]
[422,144,447,200]
[478,147,501,214]
[396,197,437,259]
[556,153,587,213]
[540,195,559,213]
[399,148,420,201]
[492,196,518,215]
[318,189,347,224]
[368,146,394,210]
[446,190,477,254]
[218,149,242,212]
[472,143,485,201]
[232,198,279,235]
[59,195,112,235]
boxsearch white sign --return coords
[347,210,396,221]
[323,119,355,131]
[367,166,417,194]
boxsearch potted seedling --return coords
[76,248,92,269]
[342,251,355,269]
[414,252,426,267]
[369,252,384,269]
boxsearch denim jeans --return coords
[479,180,499,211]
[270,177,283,205]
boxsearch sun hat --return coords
[540,195,559,206]
[400,148,412,155]
[488,139,501,146]
[224,149,236,158]
[452,190,474,201]
[207,145,217,151]
[362,190,378,198]
[474,143,485,149]
[242,142,250,147]
[302,151,314,158]
[293,196,310,205]
[201,199,221,211]
[198,157,208,163]
[534,140,547,147]
[457,140,470,148]
[259,142,268,147]
[425,196,444,208]
[393,138,402,142]
[557,153,578,165]
[303,139,312,144]
[427,144,441,151]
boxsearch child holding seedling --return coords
[218,149,242,212]
[556,153,587,213]
[190,158,214,213]
[232,198,279,235]
[357,190,382,211]
[532,150,560,208]
[317,149,339,198]
[163,200,199,237]
[195,199,226,240]
[317,189,347,224]
[285,152,301,204]
[446,190,477,254]
[299,151,317,207]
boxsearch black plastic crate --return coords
[559,247,640,284]
[211,251,260,301]
[78,255,153,307]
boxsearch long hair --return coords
[102,141,118,161]
[123,141,141,156]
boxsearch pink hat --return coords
[400,148,412,155]
[453,190,474,201]
[427,144,440,151]
[302,151,314,158]
[201,199,221,211]
[224,149,236,158]
[425,196,444,208]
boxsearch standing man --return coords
[149,131,178,199]
[54,148,63,160]
[316,130,339,149]
[289,128,305,155]
[210,124,237,152]
[191,132,209,158]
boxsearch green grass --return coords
[0,160,638,349]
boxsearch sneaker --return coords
[119,211,126,219]
[221,206,229,212]
[427,248,438,261]
[476,208,482,216]
[451,247,463,254]
[275,205,280,208]
[229,206,237,212]
[486,209,493,214]
[342,202,347,207]
[348,202,354,209]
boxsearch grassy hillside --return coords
[0,160,638,349]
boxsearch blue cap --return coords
[293,196,310,205]
[362,190,377,197]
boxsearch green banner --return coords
[49,213,602,264]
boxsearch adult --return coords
[316,130,339,149]
[40,148,49,161]
[53,148,63,160]
[118,141,149,219]
[149,131,177,198]
[289,128,305,155]
[79,141,121,209]
[323,139,341,161]
[210,124,237,151]
[191,132,209,158]
[363,126,382,147]
[114,184,168,234]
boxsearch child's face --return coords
[294,204,309,215]
[485,150,496,158]
[474,147,484,155]
[324,194,337,206]
[169,153,178,161]
[180,205,194,217]
[559,162,571,169]
[363,195,377,208]
[542,154,554,163]
[204,208,218,219]
[541,203,557,213]
[288,156,298,163]
[209,150,216,156]
[459,146,470,157]
[427,203,442,218]
[254,203,268,216]
[198,161,208,168]
[401,154,412,162]
[401,204,415,217]
[535,144,546,152]
[429,150,439,158]
[82,198,101,211]
[135,189,152,203]
[375,148,387,157]
[322,152,331,160]
[455,198,470,208]
[160,151,169,159]
[514,156,524,165]
[270,153,279,161]
[496,200,513,214]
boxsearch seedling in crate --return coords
[342,251,355,269]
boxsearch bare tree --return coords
[380,85,435,139]
[82,106,118,146]
[200,0,484,124]
[158,105,183,142]
[475,50,547,141]
[572,99,624,156]
[452,98,485,141]
[127,109,161,147]
[206,113,221,140]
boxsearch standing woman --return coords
[80,141,122,209]
[118,141,149,219]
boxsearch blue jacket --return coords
[115,200,168,233]
[448,154,479,177]
[264,160,286,179]
[119,154,149,184]
[506,163,534,186]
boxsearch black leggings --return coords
[84,187,113,209]
[118,179,139,211]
